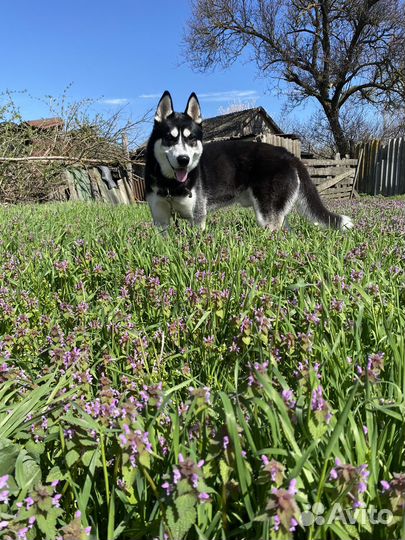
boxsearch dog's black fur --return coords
[144,91,353,232]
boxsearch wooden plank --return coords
[122,132,136,203]
[322,185,353,195]
[307,166,355,176]
[321,187,353,198]
[399,138,405,194]
[317,170,354,193]
[303,159,358,167]
[323,192,352,198]
[351,148,363,198]
[133,177,146,201]
[322,195,351,201]
[313,179,353,187]
[314,181,353,189]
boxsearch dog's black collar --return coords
[156,186,192,199]
[151,162,193,199]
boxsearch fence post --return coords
[122,132,136,203]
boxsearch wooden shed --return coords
[202,107,301,157]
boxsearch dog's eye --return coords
[163,134,177,145]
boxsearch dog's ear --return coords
[155,91,174,123]
[185,93,202,124]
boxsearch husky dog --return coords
[144,91,353,232]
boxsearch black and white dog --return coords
[144,91,353,232]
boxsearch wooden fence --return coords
[50,167,136,204]
[303,158,358,199]
[356,138,405,196]
[259,133,301,158]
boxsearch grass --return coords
[0,197,404,540]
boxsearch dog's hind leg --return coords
[251,171,299,231]
[259,212,286,231]
[250,193,286,231]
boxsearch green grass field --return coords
[0,198,404,540]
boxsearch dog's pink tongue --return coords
[175,169,188,183]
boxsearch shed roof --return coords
[25,117,64,130]
[202,106,283,141]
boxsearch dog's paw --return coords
[340,215,354,230]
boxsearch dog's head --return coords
[151,91,203,183]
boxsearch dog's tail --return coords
[295,159,353,230]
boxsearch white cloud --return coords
[139,93,162,99]
[198,90,259,102]
[99,98,129,105]
[138,90,259,102]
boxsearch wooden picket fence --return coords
[356,138,405,196]
[259,133,301,158]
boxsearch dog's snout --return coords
[177,155,190,167]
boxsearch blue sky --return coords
[1,0,313,140]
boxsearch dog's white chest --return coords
[170,190,195,219]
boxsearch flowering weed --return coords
[0,198,404,539]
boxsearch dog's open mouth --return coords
[175,168,188,183]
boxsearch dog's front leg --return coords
[192,200,207,230]
[146,193,171,234]
[192,216,207,231]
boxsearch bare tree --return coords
[282,105,382,157]
[184,0,405,156]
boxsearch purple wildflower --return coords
[198,492,210,503]
[329,458,369,508]
[266,479,301,534]
[54,260,69,272]
[172,453,205,490]
[261,456,285,486]
[140,382,163,408]
[162,481,174,496]
[379,473,405,514]
[0,475,8,490]
[366,352,385,381]
[203,335,215,348]
[281,388,297,410]
[330,298,345,312]
[381,480,391,492]
[311,385,332,424]
[119,424,152,467]
[248,360,269,386]
[189,386,211,404]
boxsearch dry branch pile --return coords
[0,94,148,203]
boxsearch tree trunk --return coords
[323,105,351,157]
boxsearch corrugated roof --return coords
[25,117,64,129]
[202,107,283,141]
